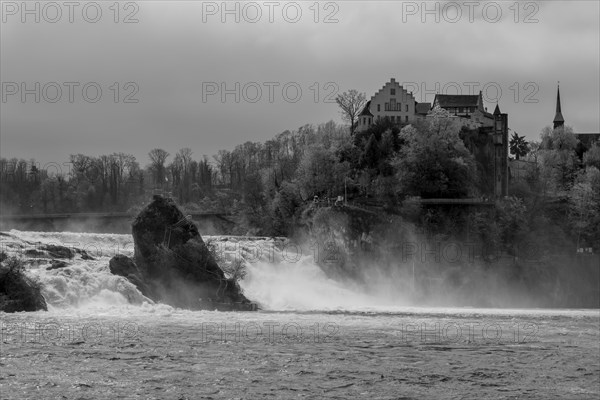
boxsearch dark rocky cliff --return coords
[109,195,253,310]
[0,255,48,313]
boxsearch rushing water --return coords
[0,229,400,312]
[1,230,599,399]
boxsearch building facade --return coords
[493,104,509,197]
[357,79,497,132]
[356,78,509,197]
[432,92,495,129]
[356,78,430,132]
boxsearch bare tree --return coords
[335,89,366,135]
[148,148,169,186]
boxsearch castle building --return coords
[493,104,509,197]
[356,78,430,132]
[432,92,495,129]
[357,79,496,132]
[357,78,509,197]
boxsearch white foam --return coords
[3,230,599,317]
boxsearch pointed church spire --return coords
[553,82,564,129]
[493,103,501,115]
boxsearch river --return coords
[1,230,598,399]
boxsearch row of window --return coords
[379,102,410,112]
[447,107,476,114]
[389,115,409,123]
[361,115,409,125]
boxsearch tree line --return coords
[1,94,599,244]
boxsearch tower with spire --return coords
[553,83,565,129]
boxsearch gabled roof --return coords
[359,100,373,117]
[493,104,501,115]
[433,94,480,108]
[371,79,414,102]
[483,111,494,119]
[415,102,431,115]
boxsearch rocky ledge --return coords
[109,195,255,310]
[0,254,48,313]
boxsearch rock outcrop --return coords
[0,256,47,313]
[109,195,254,310]
[109,254,151,298]
[46,260,70,270]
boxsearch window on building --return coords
[391,88,396,95]
[405,115,408,123]
[406,104,409,112]
[377,104,381,112]
[386,99,402,112]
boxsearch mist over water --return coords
[1,229,597,314]
[3,230,598,400]
[2,230,404,312]
[241,257,392,310]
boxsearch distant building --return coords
[577,133,600,147]
[356,78,430,132]
[415,102,431,117]
[492,104,509,197]
[511,84,600,183]
[357,100,374,130]
[356,78,509,197]
[553,84,565,129]
[357,79,498,133]
[551,83,599,147]
[432,92,494,129]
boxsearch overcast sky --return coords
[1,0,599,168]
